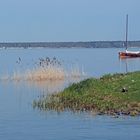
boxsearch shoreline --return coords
[33,71,140,116]
[0,41,140,49]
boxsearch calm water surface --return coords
[0,48,140,140]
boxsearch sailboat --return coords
[119,14,140,58]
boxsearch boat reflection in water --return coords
[119,56,140,73]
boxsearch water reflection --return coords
[0,76,85,97]
[27,80,65,94]
[119,57,140,73]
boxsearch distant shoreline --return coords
[0,41,140,48]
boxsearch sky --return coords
[0,0,139,42]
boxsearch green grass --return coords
[33,71,140,116]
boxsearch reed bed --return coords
[24,66,65,81]
[0,57,86,82]
[9,66,85,81]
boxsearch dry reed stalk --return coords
[12,71,23,81]
[0,61,86,82]
[66,65,86,78]
[24,66,65,81]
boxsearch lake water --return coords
[0,47,140,140]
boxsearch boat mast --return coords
[125,14,128,51]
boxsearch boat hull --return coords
[119,52,140,58]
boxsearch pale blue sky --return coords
[0,0,139,42]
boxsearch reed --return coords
[24,66,65,81]
[68,65,86,78]
[0,58,86,82]
[12,70,23,81]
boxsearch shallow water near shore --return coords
[0,47,140,140]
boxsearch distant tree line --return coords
[0,41,140,48]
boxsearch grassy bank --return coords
[33,71,140,116]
